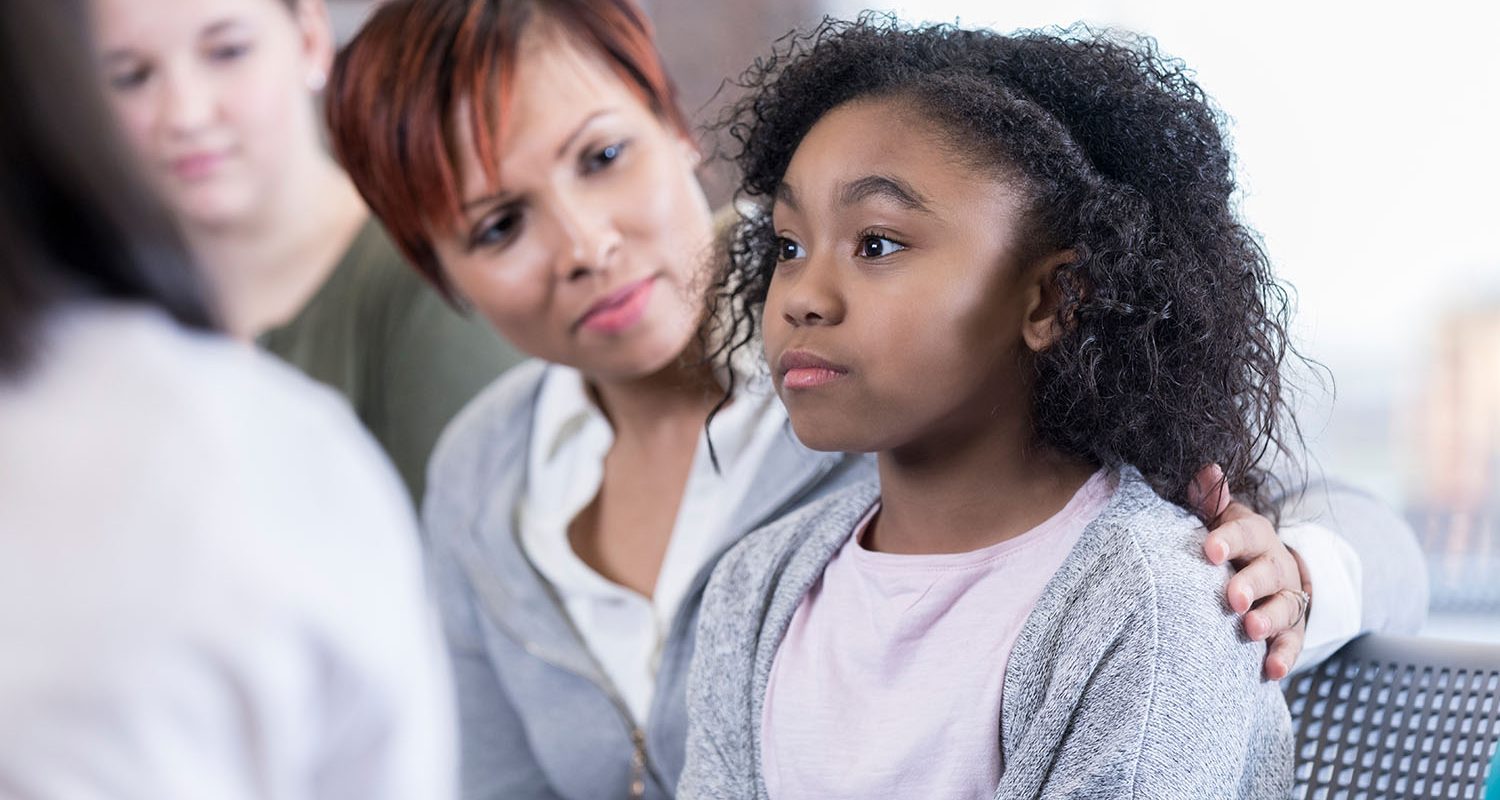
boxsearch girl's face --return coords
[764,98,1064,455]
[91,0,331,228]
[431,27,713,384]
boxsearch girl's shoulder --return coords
[1047,468,1248,660]
[1095,470,1234,609]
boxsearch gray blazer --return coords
[678,471,1295,799]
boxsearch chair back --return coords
[1286,634,1500,798]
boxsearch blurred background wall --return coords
[328,0,1500,638]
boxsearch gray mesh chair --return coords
[1285,634,1500,799]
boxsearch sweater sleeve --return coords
[1036,536,1294,799]
[1274,478,1429,646]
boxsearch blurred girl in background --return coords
[87,0,523,502]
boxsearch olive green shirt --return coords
[259,219,522,505]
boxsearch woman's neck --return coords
[869,413,1097,556]
[184,154,369,340]
[589,351,726,445]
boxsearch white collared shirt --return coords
[519,366,787,724]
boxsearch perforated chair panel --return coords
[1285,634,1500,799]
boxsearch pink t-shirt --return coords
[761,470,1116,799]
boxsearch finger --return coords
[1226,554,1283,614]
[1188,463,1232,522]
[1264,625,1306,681]
[1243,589,1306,642]
[1203,509,1255,566]
[1209,503,1277,566]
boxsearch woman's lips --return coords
[778,349,849,390]
[577,276,656,334]
[169,151,227,182]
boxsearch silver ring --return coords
[1291,588,1311,627]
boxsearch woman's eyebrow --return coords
[838,174,932,214]
[556,108,618,159]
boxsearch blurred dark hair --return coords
[0,0,216,379]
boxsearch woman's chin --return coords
[166,187,258,232]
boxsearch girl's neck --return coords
[185,154,369,340]
[869,415,1097,556]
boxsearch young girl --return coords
[682,18,1297,798]
[88,0,522,503]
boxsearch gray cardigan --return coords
[679,472,1295,799]
[422,360,874,800]
[425,359,1425,799]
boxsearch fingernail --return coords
[1239,588,1254,611]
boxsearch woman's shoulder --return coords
[425,359,549,498]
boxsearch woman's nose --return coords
[160,66,215,135]
[551,196,622,282]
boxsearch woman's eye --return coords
[207,42,252,63]
[776,237,806,262]
[108,64,151,91]
[471,211,521,250]
[858,235,906,259]
[583,141,627,174]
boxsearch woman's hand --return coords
[1191,464,1311,680]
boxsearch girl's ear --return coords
[1021,249,1077,353]
[293,0,336,90]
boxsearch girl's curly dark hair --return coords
[706,14,1307,517]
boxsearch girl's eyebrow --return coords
[838,174,932,214]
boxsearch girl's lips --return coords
[778,349,849,390]
[577,276,656,334]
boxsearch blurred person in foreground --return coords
[87,0,524,504]
[0,1,455,796]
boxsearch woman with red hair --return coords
[325,2,1426,798]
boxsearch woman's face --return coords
[90,0,331,228]
[763,98,1062,456]
[431,26,714,384]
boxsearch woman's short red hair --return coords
[325,0,689,300]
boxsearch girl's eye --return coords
[470,210,522,250]
[582,141,627,174]
[858,234,906,259]
[776,236,806,262]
